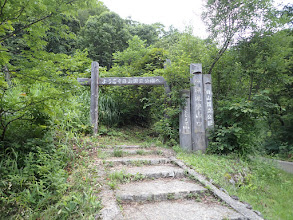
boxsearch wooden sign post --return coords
[190,64,207,152]
[203,74,214,145]
[179,63,214,152]
[179,90,192,151]
[90,62,99,135]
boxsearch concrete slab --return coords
[99,188,123,220]
[111,165,185,179]
[116,179,206,202]
[251,157,293,175]
[104,145,141,149]
[104,149,164,156]
[276,159,293,174]
[122,200,245,220]
[100,157,171,166]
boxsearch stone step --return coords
[104,145,142,149]
[111,164,185,179]
[100,157,171,166]
[104,148,164,156]
[116,179,206,202]
[122,200,245,220]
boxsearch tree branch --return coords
[207,37,232,74]
[0,0,79,42]
[0,13,54,42]
[0,4,25,26]
[0,0,8,18]
[1,113,26,141]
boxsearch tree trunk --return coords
[3,65,11,86]
[248,73,254,100]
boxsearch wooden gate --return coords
[77,61,170,134]
[77,61,214,152]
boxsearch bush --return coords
[208,98,260,156]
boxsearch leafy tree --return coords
[126,20,164,46]
[45,17,81,55]
[77,1,109,27]
[208,98,261,156]
[0,0,94,144]
[78,11,131,69]
[202,0,275,74]
[154,26,181,52]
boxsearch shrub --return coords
[208,98,260,156]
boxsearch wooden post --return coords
[90,61,99,135]
[190,63,207,152]
[179,89,192,151]
[163,59,171,123]
[163,59,171,94]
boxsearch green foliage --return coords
[40,144,102,219]
[101,36,169,127]
[0,0,292,217]
[106,170,145,189]
[202,0,277,75]
[0,0,94,65]
[77,1,109,27]
[208,98,261,156]
[0,0,98,218]
[107,33,213,142]
[0,50,91,144]
[78,11,131,69]
[127,20,164,46]
[209,27,293,158]
[113,148,124,157]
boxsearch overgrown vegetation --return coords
[0,0,292,218]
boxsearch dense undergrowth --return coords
[0,132,102,219]
[0,85,100,219]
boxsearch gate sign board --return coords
[77,62,169,135]
[78,76,166,86]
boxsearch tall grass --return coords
[174,146,293,220]
[99,92,120,126]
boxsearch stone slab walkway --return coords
[93,144,263,220]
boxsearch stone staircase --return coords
[94,145,263,220]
